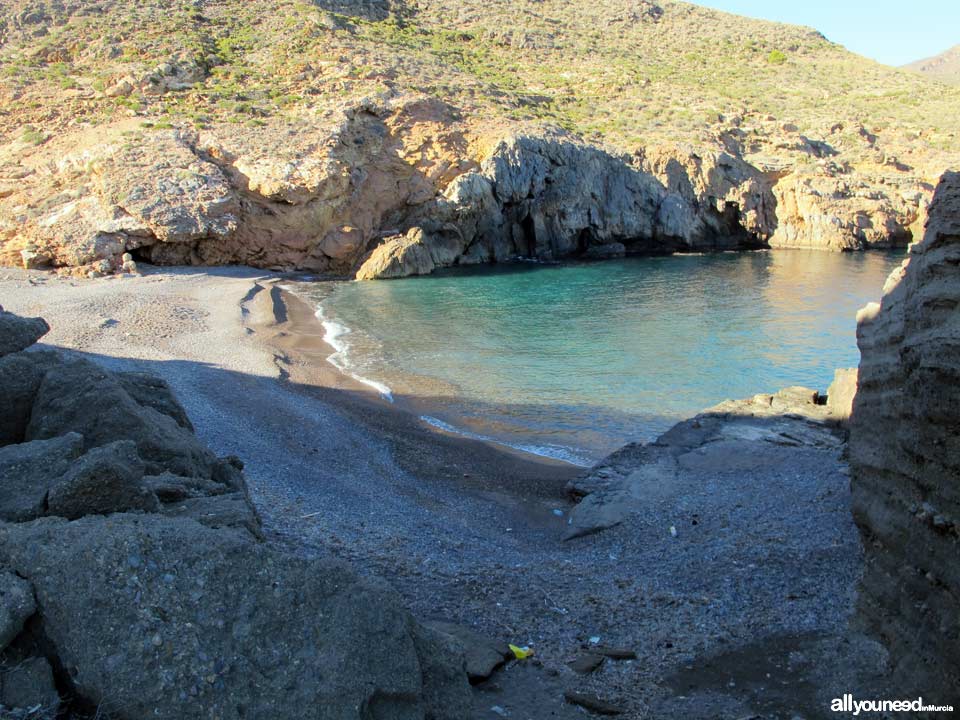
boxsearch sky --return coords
[694,1,957,67]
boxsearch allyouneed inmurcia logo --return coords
[831,694,955,715]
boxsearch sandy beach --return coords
[0,265,892,717]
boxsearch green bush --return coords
[767,49,787,65]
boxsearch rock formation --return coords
[0,98,929,281]
[0,310,471,717]
[565,386,846,539]
[849,170,960,698]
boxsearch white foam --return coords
[315,304,394,402]
[420,415,593,468]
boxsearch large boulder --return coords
[47,440,159,520]
[0,514,470,720]
[849,170,960,696]
[566,386,844,538]
[26,357,217,478]
[0,571,36,650]
[117,371,195,431]
[0,432,84,522]
[0,310,49,357]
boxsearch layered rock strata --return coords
[849,171,960,698]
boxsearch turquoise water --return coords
[312,250,903,465]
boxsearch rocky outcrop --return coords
[849,170,960,697]
[769,171,919,251]
[0,96,929,280]
[356,131,773,279]
[565,386,845,539]
[0,310,472,717]
[0,308,49,356]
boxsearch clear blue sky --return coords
[694,1,957,67]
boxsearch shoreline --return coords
[274,277,595,469]
[0,265,892,716]
[259,279,585,490]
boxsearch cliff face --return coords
[1,0,954,278]
[849,171,960,696]
[0,98,928,281]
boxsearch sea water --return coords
[308,250,903,466]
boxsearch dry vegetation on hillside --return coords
[1,0,958,168]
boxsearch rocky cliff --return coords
[0,308,471,717]
[1,0,956,279]
[849,171,960,698]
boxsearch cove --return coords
[311,249,903,465]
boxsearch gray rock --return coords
[0,311,49,358]
[144,472,231,502]
[0,350,60,446]
[850,171,960,696]
[160,492,263,540]
[0,514,469,720]
[26,357,217,478]
[566,386,846,539]
[564,487,635,540]
[568,653,604,674]
[0,433,84,522]
[565,451,677,539]
[358,132,768,279]
[117,371,195,431]
[47,440,159,520]
[0,572,35,651]
[425,620,511,684]
[563,690,624,715]
[0,656,59,712]
[583,242,626,259]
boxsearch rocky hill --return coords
[904,45,960,85]
[1,0,959,277]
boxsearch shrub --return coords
[767,49,787,65]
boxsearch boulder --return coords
[26,358,217,478]
[0,514,470,720]
[47,440,159,520]
[0,433,84,522]
[566,385,846,539]
[356,229,437,280]
[117,371,195,431]
[0,350,60,446]
[826,367,858,423]
[0,656,59,712]
[425,621,511,684]
[849,171,960,695]
[0,311,49,357]
[160,493,263,540]
[0,572,36,650]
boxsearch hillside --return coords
[904,44,960,85]
[1,0,959,276]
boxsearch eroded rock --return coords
[0,432,84,522]
[0,514,470,720]
[47,440,159,520]
[26,357,217,478]
[0,311,49,357]
[849,170,960,695]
